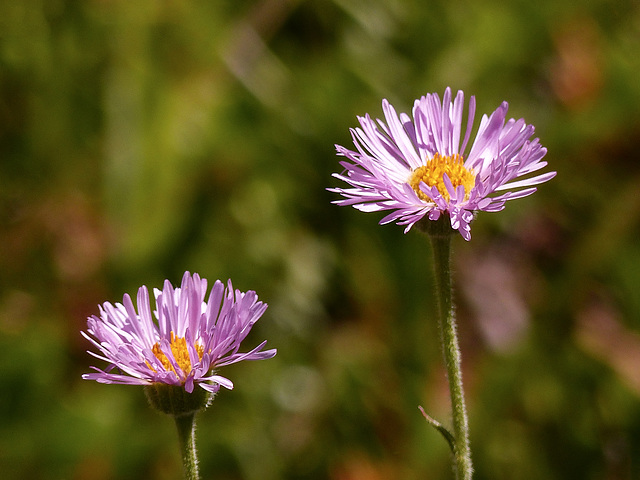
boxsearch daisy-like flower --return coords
[82,271,276,394]
[330,87,556,240]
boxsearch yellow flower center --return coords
[151,332,204,375]
[408,153,476,202]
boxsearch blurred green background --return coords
[2,0,640,478]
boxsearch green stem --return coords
[429,224,473,480]
[174,412,200,480]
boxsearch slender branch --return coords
[418,406,456,453]
[174,412,200,480]
[429,227,473,480]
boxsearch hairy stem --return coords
[429,226,473,480]
[174,412,200,480]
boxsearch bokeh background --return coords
[2,0,640,479]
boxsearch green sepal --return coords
[415,214,458,238]
[144,383,213,417]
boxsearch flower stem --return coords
[429,226,473,480]
[174,412,200,480]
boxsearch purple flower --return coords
[82,272,276,394]
[329,88,556,240]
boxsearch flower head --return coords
[329,88,556,240]
[82,272,276,394]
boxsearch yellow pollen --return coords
[408,153,476,202]
[150,332,204,375]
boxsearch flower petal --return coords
[329,89,555,239]
[82,273,276,393]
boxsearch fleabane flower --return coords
[82,272,276,394]
[329,87,556,240]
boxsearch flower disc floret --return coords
[329,87,556,240]
[150,332,205,375]
[82,271,277,393]
[409,153,476,203]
